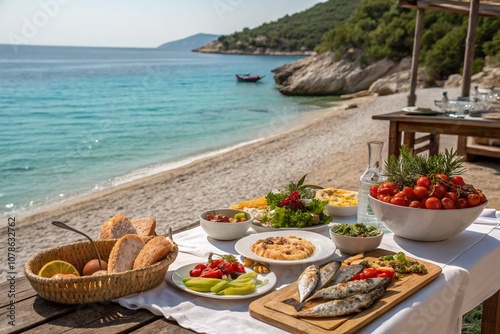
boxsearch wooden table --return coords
[0,224,199,334]
[372,111,500,161]
[0,275,194,334]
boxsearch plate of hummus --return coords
[235,230,336,265]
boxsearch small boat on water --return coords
[236,74,265,82]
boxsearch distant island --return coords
[157,33,219,51]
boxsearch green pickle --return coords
[183,277,224,292]
[219,284,256,295]
[210,281,230,293]
[184,263,267,295]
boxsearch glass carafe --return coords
[357,141,385,228]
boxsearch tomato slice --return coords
[375,267,395,280]
[361,268,378,278]
[200,268,223,278]
[351,273,362,281]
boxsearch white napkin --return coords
[474,208,500,225]
[116,248,289,334]
[359,267,470,334]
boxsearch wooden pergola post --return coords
[407,8,425,107]
[461,0,480,98]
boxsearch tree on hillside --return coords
[216,0,361,53]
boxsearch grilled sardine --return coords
[327,263,364,286]
[314,261,341,292]
[297,264,319,303]
[307,277,390,301]
[296,286,387,318]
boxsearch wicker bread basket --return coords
[24,236,178,304]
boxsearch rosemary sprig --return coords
[384,146,467,188]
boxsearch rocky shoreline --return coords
[192,40,314,56]
[195,42,500,96]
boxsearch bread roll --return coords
[133,236,173,269]
[107,234,145,273]
[131,217,156,237]
[99,214,136,239]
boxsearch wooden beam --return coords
[407,8,425,106]
[461,0,480,98]
[399,0,500,18]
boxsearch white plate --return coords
[482,113,500,120]
[324,204,357,217]
[235,230,336,265]
[170,264,277,300]
[251,222,333,233]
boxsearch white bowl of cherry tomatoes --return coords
[199,209,254,240]
[368,174,488,242]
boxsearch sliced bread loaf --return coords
[99,214,136,239]
[133,236,173,269]
[107,234,145,273]
[131,217,156,237]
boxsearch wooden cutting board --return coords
[249,249,442,334]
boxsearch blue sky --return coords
[0,0,326,48]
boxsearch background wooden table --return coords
[372,111,500,161]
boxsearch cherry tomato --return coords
[194,263,207,271]
[408,200,422,208]
[400,187,415,201]
[379,195,393,203]
[437,174,449,182]
[466,194,480,207]
[457,198,469,209]
[370,185,379,198]
[378,182,396,196]
[444,191,458,204]
[413,186,428,199]
[425,196,442,210]
[431,183,447,199]
[478,192,487,204]
[416,176,431,189]
[441,197,456,209]
[189,268,203,277]
[451,176,466,187]
[390,195,409,206]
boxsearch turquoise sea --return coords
[1,44,325,218]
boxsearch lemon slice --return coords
[37,260,80,278]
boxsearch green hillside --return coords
[217,0,362,53]
[215,0,499,80]
[316,0,500,80]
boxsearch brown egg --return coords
[83,259,108,276]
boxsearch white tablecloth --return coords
[117,210,500,334]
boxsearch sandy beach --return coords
[4,87,499,282]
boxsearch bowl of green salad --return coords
[329,223,383,255]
